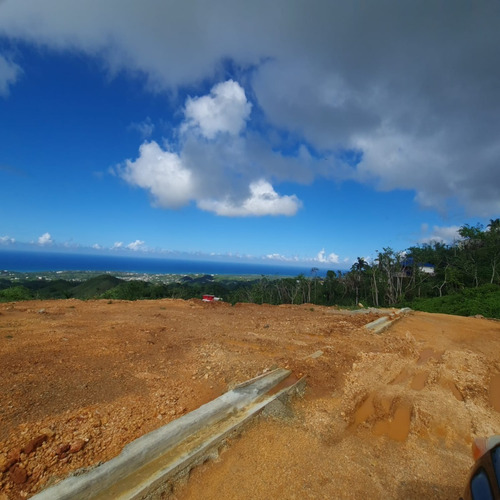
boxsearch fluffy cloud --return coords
[263,249,342,265]
[2,1,500,216]
[0,54,21,96]
[37,232,53,246]
[120,141,194,209]
[420,225,461,245]
[119,81,301,216]
[109,240,145,251]
[197,180,301,217]
[126,239,145,251]
[315,249,340,264]
[183,80,252,139]
[0,235,15,244]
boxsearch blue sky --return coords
[1,1,499,269]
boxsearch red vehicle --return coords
[202,294,221,302]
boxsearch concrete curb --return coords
[33,368,304,500]
[364,307,412,334]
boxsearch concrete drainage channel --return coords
[33,368,305,500]
[364,307,412,334]
[32,309,406,499]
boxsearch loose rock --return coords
[55,443,71,457]
[69,439,87,454]
[22,434,48,455]
[10,465,28,484]
[1,457,18,473]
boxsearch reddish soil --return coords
[0,299,499,499]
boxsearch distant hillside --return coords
[22,279,76,299]
[0,278,12,290]
[71,275,124,299]
[0,274,125,301]
[1,269,499,320]
[180,274,214,284]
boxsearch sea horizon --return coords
[0,249,337,278]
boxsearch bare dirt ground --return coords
[0,299,499,499]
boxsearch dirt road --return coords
[0,299,499,499]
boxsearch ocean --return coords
[0,250,331,277]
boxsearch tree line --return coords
[222,220,500,309]
[1,219,499,317]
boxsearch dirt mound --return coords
[0,301,499,499]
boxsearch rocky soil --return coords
[0,299,499,499]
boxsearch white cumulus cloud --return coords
[0,235,15,244]
[197,180,301,216]
[420,225,461,245]
[37,232,53,246]
[126,239,145,251]
[112,241,123,249]
[118,82,302,217]
[182,80,252,139]
[316,249,340,264]
[120,141,194,209]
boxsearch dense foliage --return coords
[1,220,499,318]
[408,285,500,318]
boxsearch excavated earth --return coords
[0,299,499,499]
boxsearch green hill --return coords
[0,278,12,290]
[22,279,76,299]
[71,274,124,299]
[180,274,214,284]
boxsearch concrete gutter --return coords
[329,306,411,316]
[364,307,412,334]
[33,368,304,500]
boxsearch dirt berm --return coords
[1,299,499,499]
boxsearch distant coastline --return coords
[0,249,332,277]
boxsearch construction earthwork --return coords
[1,299,500,499]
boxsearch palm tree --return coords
[351,257,368,305]
[487,218,500,232]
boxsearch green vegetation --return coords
[71,275,123,299]
[0,275,122,301]
[408,285,500,318]
[0,286,33,302]
[1,219,499,318]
